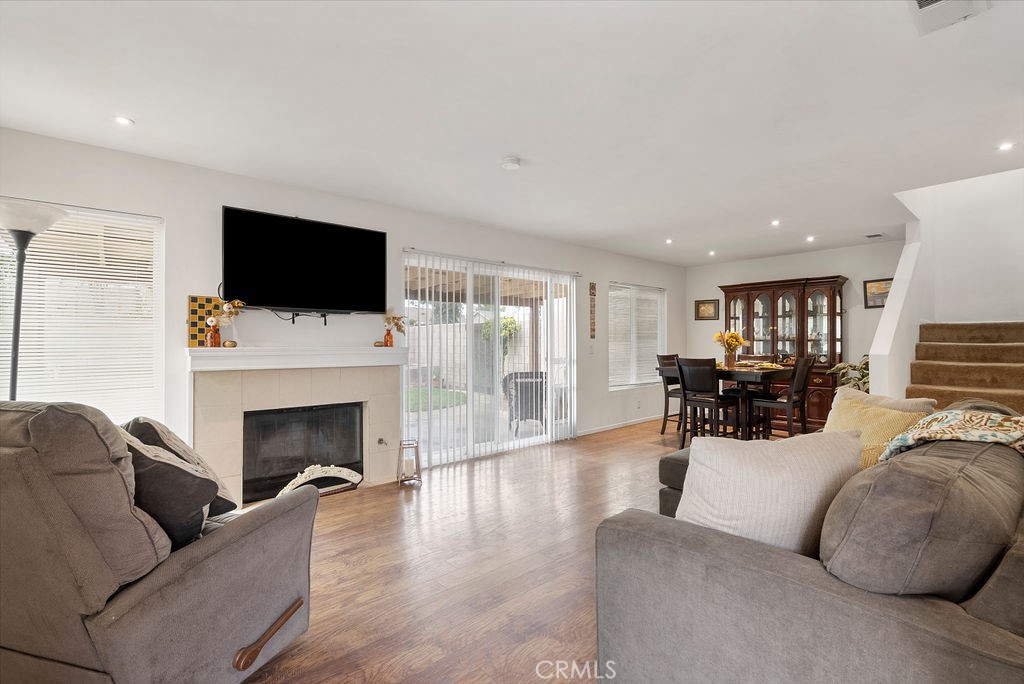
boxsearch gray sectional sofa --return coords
[602,435,1024,682]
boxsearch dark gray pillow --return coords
[123,416,237,515]
[120,429,218,549]
[820,440,1024,602]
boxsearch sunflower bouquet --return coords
[714,330,746,353]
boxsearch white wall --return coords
[0,128,687,436]
[684,241,903,362]
[895,168,1024,323]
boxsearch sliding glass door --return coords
[404,250,575,467]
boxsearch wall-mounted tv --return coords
[222,206,387,314]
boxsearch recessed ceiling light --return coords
[114,116,135,127]
[708,250,715,256]
[501,155,521,170]
[665,239,673,245]
[806,236,815,242]
[998,142,1014,151]
[770,219,780,227]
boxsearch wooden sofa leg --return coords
[233,598,304,671]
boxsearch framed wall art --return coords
[863,278,893,309]
[694,299,720,321]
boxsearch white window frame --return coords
[607,281,666,390]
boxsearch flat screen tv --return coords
[222,206,387,314]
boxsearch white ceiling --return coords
[1,1,1022,266]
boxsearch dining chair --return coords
[751,356,815,438]
[676,358,740,442]
[657,354,683,435]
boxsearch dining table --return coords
[658,363,795,440]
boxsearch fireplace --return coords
[242,402,363,503]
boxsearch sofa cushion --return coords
[823,398,928,469]
[831,386,937,415]
[961,510,1024,637]
[658,449,690,490]
[820,440,1024,602]
[119,429,218,549]
[944,397,1020,416]
[123,416,237,515]
[675,432,862,556]
[0,402,170,585]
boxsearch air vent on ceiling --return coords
[908,0,993,36]
[865,233,885,239]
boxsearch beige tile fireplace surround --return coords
[187,347,407,503]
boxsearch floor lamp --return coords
[0,199,68,401]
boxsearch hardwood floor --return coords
[246,420,681,683]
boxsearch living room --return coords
[1,1,1023,683]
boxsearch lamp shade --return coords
[0,199,68,235]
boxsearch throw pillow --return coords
[119,428,219,549]
[675,431,862,556]
[123,416,237,515]
[823,398,928,469]
[820,440,1024,602]
[831,386,937,415]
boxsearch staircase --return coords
[905,322,1024,413]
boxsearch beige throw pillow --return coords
[675,432,862,556]
[823,398,928,469]
[831,386,937,415]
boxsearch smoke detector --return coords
[501,156,521,171]
[908,0,993,36]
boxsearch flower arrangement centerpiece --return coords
[383,307,406,348]
[714,330,746,368]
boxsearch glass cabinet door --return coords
[727,295,747,338]
[835,291,843,361]
[752,293,772,356]
[776,292,797,359]
[807,289,829,362]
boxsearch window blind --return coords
[0,203,164,423]
[608,282,665,388]
[404,250,576,467]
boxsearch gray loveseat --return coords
[0,401,319,683]
[600,438,1024,682]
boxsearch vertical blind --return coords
[404,250,576,468]
[608,282,665,388]
[0,202,164,423]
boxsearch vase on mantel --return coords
[724,351,736,369]
[383,329,394,347]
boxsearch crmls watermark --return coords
[535,660,616,680]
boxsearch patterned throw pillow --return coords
[823,398,928,469]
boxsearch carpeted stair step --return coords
[915,342,1024,363]
[919,321,1024,344]
[910,360,1024,390]
[905,384,1024,414]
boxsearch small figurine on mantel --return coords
[205,317,222,348]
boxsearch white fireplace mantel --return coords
[186,346,408,372]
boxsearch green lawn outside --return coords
[407,387,468,412]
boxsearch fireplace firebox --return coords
[242,402,362,502]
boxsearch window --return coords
[608,282,665,389]
[0,202,163,422]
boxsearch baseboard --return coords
[577,414,662,436]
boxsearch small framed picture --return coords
[863,278,893,309]
[694,299,720,321]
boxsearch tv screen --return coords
[222,206,387,314]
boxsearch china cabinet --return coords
[719,275,848,430]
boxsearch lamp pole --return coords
[1,199,67,401]
[8,229,36,400]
